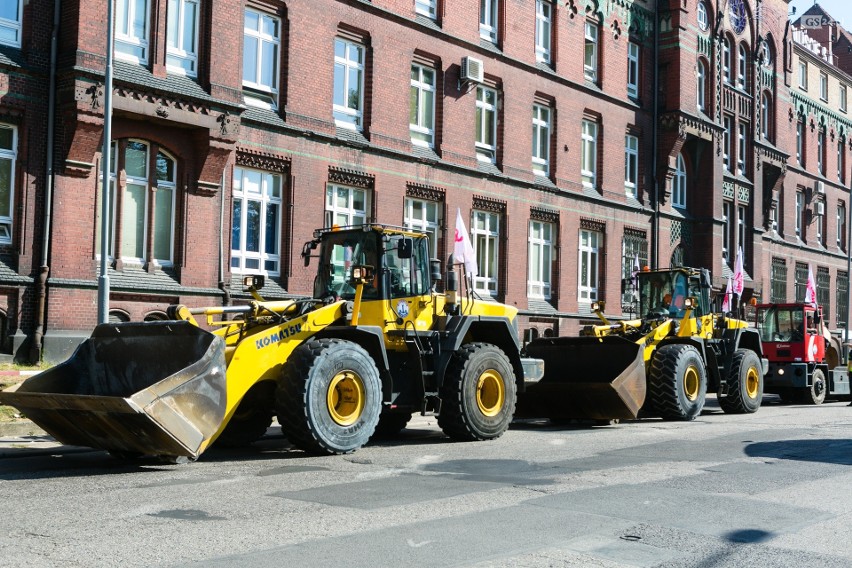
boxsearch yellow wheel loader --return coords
[518,267,767,422]
[0,225,544,460]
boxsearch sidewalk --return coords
[0,369,64,457]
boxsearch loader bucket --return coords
[0,321,227,459]
[518,336,646,421]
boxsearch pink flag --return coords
[453,208,478,277]
[732,246,744,296]
[722,276,733,313]
[805,265,817,306]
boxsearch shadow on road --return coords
[745,438,852,465]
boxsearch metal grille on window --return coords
[621,234,647,314]
[795,262,808,303]
[770,258,787,303]
[817,267,830,321]
[837,271,848,327]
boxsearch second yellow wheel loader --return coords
[0,225,544,460]
[518,266,767,422]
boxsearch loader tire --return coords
[372,409,413,439]
[277,338,381,455]
[718,349,763,414]
[796,368,827,405]
[214,383,274,448]
[438,342,517,441]
[647,344,707,421]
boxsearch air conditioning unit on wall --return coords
[815,180,825,195]
[461,56,484,83]
[815,201,825,216]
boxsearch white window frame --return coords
[799,60,808,90]
[818,128,826,175]
[325,184,370,228]
[761,93,771,140]
[120,141,151,264]
[231,167,282,276]
[796,191,804,237]
[673,153,687,208]
[697,2,709,31]
[722,201,732,264]
[0,124,16,244]
[722,37,731,84]
[797,119,805,165]
[737,121,747,176]
[697,59,706,112]
[528,220,553,299]
[415,0,437,19]
[535,0,552,64]
[333,38,366,130]
[816,200,824,245]
[723,115,733,172]
[480,0,498,43]
[578,229,600,303]
[839,139,845,183]
[841,84,848,113]
[737,205,747,264]
[532,104,551,176]
[581,119,598,188]
[410,63,436,147]
[625,134,639,196]
[820,72,829,101]
[0,0,23,47]
[627,42,640,98]
[152,150,177,266]
[471,210,500,295]
[166,0,199,77]
[115,0,150,64]
[838,202,846,248]
[243,9,280,110]
[404,197,441,258]
[475,86,498,163]
[737,43,747,90]
[584,22,599,82]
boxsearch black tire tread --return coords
[647,344,706,421]
[718,349,763,414]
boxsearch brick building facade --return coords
[0,0,848,362]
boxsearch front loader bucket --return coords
[0,321,226,459]
[518,336,646,421]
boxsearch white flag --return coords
[722,276,733,313]
[805,265,817,306]
[453,208,478,277]
[732,246,744,296]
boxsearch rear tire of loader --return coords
[647,344,707,421]
[796,368,827,405]
[277,338,381,455]
[214,383,274,448]
[438,343,517,442]
[718,349,763,414]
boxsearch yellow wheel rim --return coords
[746,367,760,399]
[327,371,365,426]
[683,366,700,402]
[476,369,505,417]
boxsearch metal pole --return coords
[846,187,851,341]
[97,0,114,324]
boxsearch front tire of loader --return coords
[276,338,382,455]
[796,368,827,405]
[438,342,517,441]
[214,383,274,448]
[647,344,707,421]
[718,349,763,414]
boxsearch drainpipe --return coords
[31,0,61,362]
[651,1,660,268]
[217,171,231,306]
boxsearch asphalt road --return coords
[2,396,852,568]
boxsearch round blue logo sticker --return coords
[396,299,410,318]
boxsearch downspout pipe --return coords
[217,171,231,306]
[31,0,61,362]
[651,0,660,269]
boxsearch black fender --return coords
[437,316,525,392]
[310,326,394,402]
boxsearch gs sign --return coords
[801,15,831,29]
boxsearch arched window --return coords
[697,59,706,112]
[737,43,748,89]
[670,245,685,268]
[761,92,772,141]
[722,37,732,84]
[109,310,131,323]
[97,140,178,267]
[697,2,709,32]
[673,153,687,208]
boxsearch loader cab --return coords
[313,227,431,302]
[639,269,707,320]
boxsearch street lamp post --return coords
[97,0,115,324]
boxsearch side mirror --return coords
[397,238,413,259]
[301,240,318,267]
[349,264,375,285]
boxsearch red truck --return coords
[754,303,851,404]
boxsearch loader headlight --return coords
[591,300,605,313]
